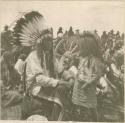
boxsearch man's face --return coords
[42,37,53,51]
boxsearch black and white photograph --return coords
[0,0,124,122]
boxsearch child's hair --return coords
[79,32,101,58]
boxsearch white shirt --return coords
[25,50,58,96]
[15,59,25,75]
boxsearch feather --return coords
[71,44,78,53]
[13,11,49,46]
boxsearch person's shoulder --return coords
[26,50,37,60]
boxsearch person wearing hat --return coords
[1,51,22,112]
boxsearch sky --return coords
[0,1,125,37]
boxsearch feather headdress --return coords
[13,11,52,46]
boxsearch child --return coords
[72,32,105,121]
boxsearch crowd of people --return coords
[0,11,124,122]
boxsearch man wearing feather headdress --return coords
[13,11,73,120]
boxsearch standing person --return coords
[1,51,14,88]
[1,51,22,110]
[72,32,105,121]
[115,31,121,41]
[13,11,73,120]
[121,33,124,41]
[57,27,63,38]
[68,26,74,36]
[101,31,108,47]
[1,51,20,89]
[1,25,13,51]
[75,29,80,36]
[55,27,64,47]
[110,30,115,39]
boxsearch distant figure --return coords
[50,27,53,36]
[94,30,100,40]
[109,29,115,41]
[1,25,13,51]
[121,33,124,41]
[75,29,80,35]
[1,51,20,89]
[94,30,98,35]
[101,31,108,46]
[1,51,14,88]
[64,30,68,37]
[1,52,22,108]
[115,31,120,41]
[57,27,63,38]
[68,26,74,36]
[83,30,86,35]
